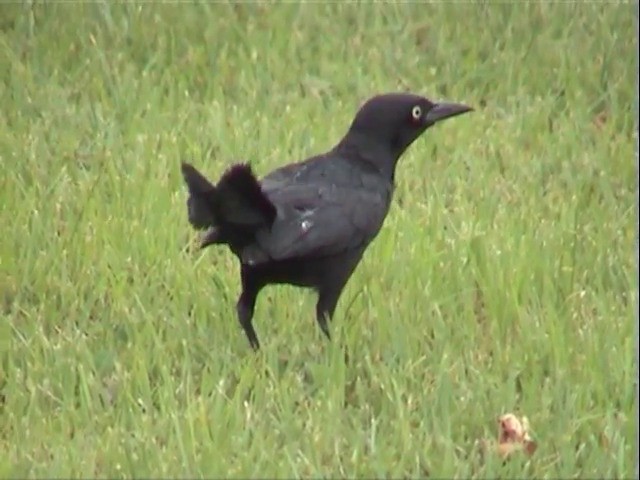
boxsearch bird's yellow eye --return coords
[411,105,422,120]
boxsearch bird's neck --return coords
[333,133,400,182]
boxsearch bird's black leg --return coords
[315,256,362,342]
[236,282,260,351]
[315,287,343,341]
[317,285,354,366]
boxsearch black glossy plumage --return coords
[181,92,472,350]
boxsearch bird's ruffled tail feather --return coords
[180,162,277,248]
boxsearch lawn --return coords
[0,2,637,478]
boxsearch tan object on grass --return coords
[495,413,537,459]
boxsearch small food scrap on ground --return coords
[496,413,537,458]
[477,412,537,460]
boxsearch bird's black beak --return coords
[426,102,473,124]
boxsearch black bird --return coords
[181,93,472,350]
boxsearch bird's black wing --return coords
[239,181,390,265]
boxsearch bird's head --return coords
[339,93,473,177]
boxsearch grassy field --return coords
[0,2,637,478]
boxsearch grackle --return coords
[181,93,472,350]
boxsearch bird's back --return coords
[260,151,388,192]
[238,152,394,268]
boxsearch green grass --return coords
[0,2,637,478]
